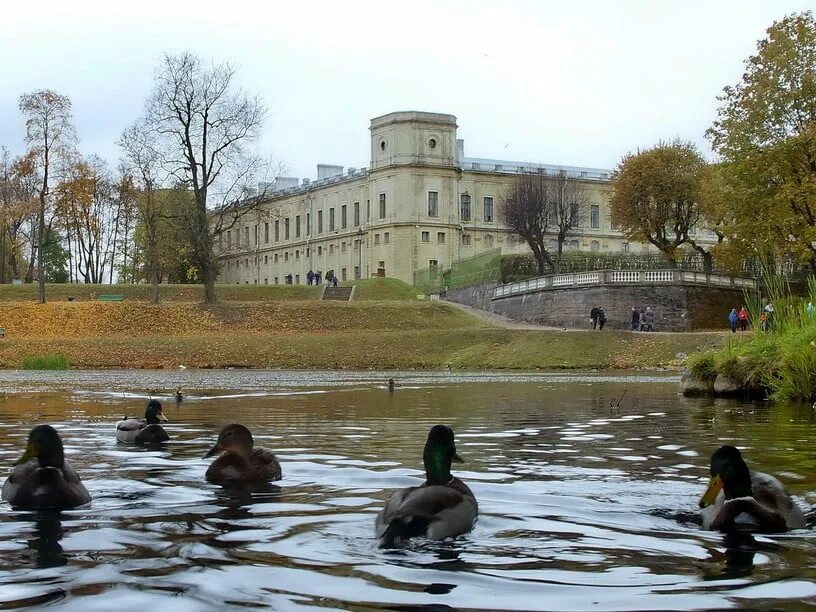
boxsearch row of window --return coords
[225,194,390,250]
[427,193,494,222]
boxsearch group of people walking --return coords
[306,270,338,287]
[727,306,750,333]
[631,306,656,332]
[587,306,657,331]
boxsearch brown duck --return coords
[204,423,282,485]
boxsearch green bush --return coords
[21,353,70,370]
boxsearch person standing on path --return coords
[630,307,640,331]
[642,306,655,332]
[590,306,599,330]
[728,308,739,333]
[738,306,749,331]
[598,307,607,330]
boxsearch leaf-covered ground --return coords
[0,299,725,369]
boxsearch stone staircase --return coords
[321,285,354,301]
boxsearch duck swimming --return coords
[376,424,478,547]
[204,423,282,485]
[116,400,169,444]
[2,425,91,510]
[699,445,806,532]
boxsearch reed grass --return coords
[693,271,816,401]
[20,353,70,370]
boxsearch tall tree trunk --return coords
[37,203,45,302]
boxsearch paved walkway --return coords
[442,299,729,335]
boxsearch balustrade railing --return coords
[492,269,756,299]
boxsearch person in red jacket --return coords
[738,306,749,332]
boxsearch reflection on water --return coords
[0,370,815,610]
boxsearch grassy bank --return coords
[0,278,725,370]
[686,278,816,402]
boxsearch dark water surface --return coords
[0,370,815,611]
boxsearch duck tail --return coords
[378,514,432,548]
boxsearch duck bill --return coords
[16,442,37,465]
[699,475,723,508]
[157,411,168,423]
[204,443,222,458]
[453,451,465,464]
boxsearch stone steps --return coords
[321,286,353,301]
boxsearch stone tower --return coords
[369,111,458,170]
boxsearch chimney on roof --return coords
[273,176,299,191]
[456,139,464,162]
[347,167,356,175]
[302,178,310,186]
[317,164,343,179]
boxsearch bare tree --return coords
[19,90,76,302]
[118,120,167,303]
[501,172,556,275]
[141,52,270,303]
[548,171,588,272]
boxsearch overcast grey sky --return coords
[1,0,812,179]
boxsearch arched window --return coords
[485,234,494,247]
[590,240,600,252]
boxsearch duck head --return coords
[145,400,168,424]
[699,445,753,508]
[205,423,254,458]
[423,425,464,485]
[17,425,65,468]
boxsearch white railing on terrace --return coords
[493,269,756,299]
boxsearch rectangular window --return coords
[622,242,630,252]
[318,210,324,234]
[274,253,278,263]
[244,226,249,245]
[353,202,360,226]
[264,223,269,243]
[296,215,301,238]
[484,196,494,222]
[341,204,347,229]
[590,204,600,229]
[226,230,231,248]
[329,244,334,255]
[374,233,380,245]
[429,259,439,268]
[341,268,347,281]
[254,224,258,245]
[384,232,390,244]
[367,199,371,221]
[329,208,335,231]
[318,246,322,255]
[462,234,471,246]
[275,220,280,242]
[379,193,386,219]
[460,194,471,221]
[306,247,310,257]
[295,249,300,260]
[421,231,430,243]
[306,212,311,235]
[341,241,347,253]
[437,232,446,244]
[428,191,438,217]
[285,218,290,240]
[264,255,268,265]
[284,252,289,262]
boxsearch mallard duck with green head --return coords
[699,445,805,532]
[204,424,282,485]
[2,425,91,510]
[116,399,169,444]
[376,424,478,547]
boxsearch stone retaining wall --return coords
[445,282,746,331]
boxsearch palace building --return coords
[217,111,650,286]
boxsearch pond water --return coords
[1,370,816,611]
